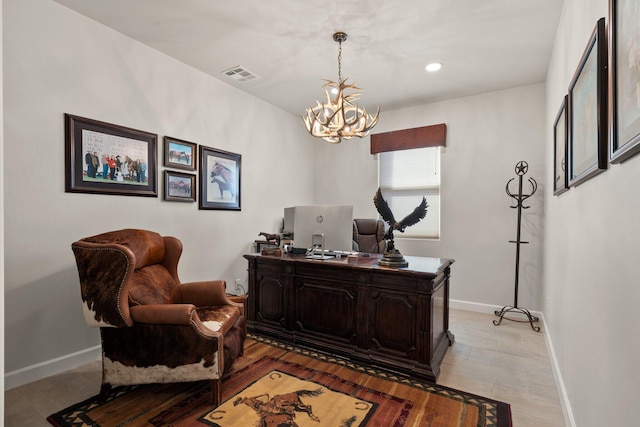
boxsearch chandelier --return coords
[302,32,380,144]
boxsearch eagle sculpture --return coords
[373,188,428,250]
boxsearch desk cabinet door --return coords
[367,288,418,360]
[254,270,286,328]
[294,277,357,345]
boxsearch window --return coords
[378,147,440,239]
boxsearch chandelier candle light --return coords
[302,32,380,143]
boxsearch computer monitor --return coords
[284,205,353,252]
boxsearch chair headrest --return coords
[354,219,383,235]
[80,229,166,269]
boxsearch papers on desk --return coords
[305,254,334,260]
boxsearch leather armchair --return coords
[352,219,387,253]
[71,229,246,406]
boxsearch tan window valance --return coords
[370,123,447,154]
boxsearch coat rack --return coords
[494,161,540,332]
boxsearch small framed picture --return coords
[553,96,569,196]
[65,114,157,197]
[199,145,241,210]
[568,18,607,187]
[164,170,196,202]
[164,136,197,171]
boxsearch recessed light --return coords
[425,62,442,72]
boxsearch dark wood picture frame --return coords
[553,95,570,195]
[65,114,157,197]
[163,136,197,171]
[568,18,607,187]
[164,170,196,202]
[609,0,640,163]
[199,145,241,210]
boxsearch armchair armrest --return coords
[227,294,247,317]
[180,280,245,315]
[130,304,196,325]
[180,280,227,305]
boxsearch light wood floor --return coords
[4,309,566,426]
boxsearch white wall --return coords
[315,84,547,310]
[1,0,6,413]
[3,0,314,384]
[544,1,640,426]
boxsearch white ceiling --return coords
[51,0,564,115]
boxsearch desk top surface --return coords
[244,252,454,276]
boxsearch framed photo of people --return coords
[64,114,157,197]
[567,18,607,187]
[199,145,241,210]
[609,0,640,163]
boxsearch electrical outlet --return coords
[234,279,241,293]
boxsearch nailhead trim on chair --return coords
[72,245,132,327]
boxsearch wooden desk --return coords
[243,253,454,382]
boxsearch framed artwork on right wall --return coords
[553,95,569,195]
[568,17,607,187]
[609,0,640,163]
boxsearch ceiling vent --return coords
[221,66,259,83]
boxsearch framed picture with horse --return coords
[163,136,197,171]
[199,145,241,210]
[64,114,158,197]
[164,170,196,203]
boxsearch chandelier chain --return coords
[337,39,343,85]
[302,31,380,143]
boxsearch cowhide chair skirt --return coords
[71,229,246,406]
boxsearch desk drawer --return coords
[295,262,358,282]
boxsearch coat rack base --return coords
[493,306,540,332]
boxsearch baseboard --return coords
[537,312,576,427]
[450,299,503,314]
[4,345,101,391]
[449,298,543,319]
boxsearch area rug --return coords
[47,336,511,426]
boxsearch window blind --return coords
[379,147,440,239]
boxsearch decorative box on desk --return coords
[254,240,276,253]
[243,252,455,382]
